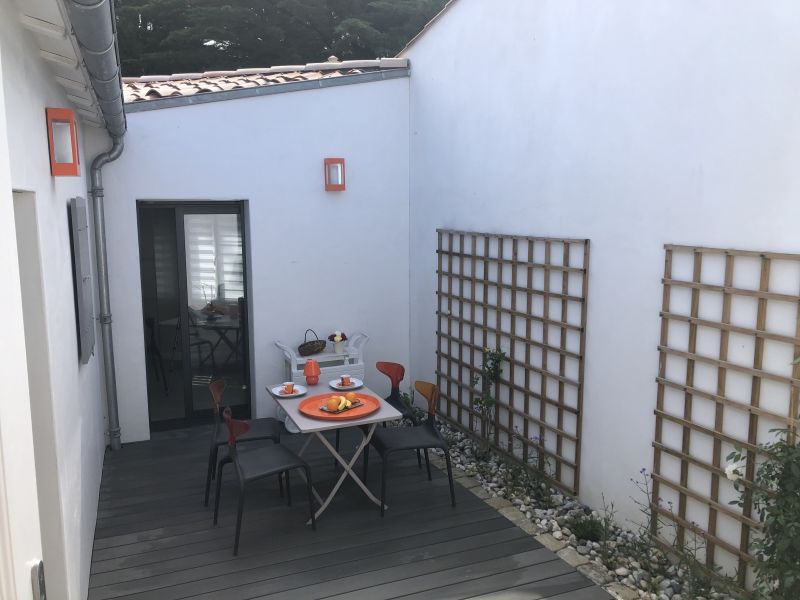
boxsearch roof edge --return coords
[398,0,460,57]
[125,68,409,113]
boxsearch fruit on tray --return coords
[345,392,357,402]
[324,395,355,412]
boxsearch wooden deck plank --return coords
[90,514,516,592]
[92,508,505,576]
[311,549,558,600]
[400,568,593,600]
[91,426,610,600]
[113,529,535,600]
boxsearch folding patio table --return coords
[268,381,402,521]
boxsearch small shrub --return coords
[571,517,604,542]
[399,390,427,424]
[728,428,800,599]
[471,347,507,457]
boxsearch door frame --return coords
[136,199,253,430]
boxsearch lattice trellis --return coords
[652,244,800,585]
[435,229,590,495]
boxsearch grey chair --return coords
[363,380,455,516]
[213,407,315,555]
[203,379,283,506]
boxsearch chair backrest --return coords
[223,406,250,448]
[414,380,439,424]
[376,362,405,391]
[209,379,226,416]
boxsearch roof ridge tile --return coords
[123,57,409,104]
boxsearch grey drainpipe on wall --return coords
[91,139,124,451]
[65,0,127,449]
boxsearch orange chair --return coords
[376,362,419,424]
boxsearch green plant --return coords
[471,347,507,458]
[728,428,800,599]
[571,516,604,542]
[629,468,660,566]
[628,470,743,597]
[599,493,616,566]
[500,454,554,508]
[398,390,426,424]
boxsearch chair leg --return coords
[380,454,390,517]
[304,465,316,531]
[424,448,431,481]
[363,443,370,482]
[417,449,422,469]
[278,472,284,498]
[444,450,456,507]
[204,445,218,506]
[211,445,219,480]
[286,471,292,506]
[233,482,245,556]
[213,456,230,525]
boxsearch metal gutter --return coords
[125,68,410,113]
[64,0,127,449]
[64,0,126,136]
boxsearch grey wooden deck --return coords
[90,426,611,600]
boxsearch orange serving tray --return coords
[298,393,380,421]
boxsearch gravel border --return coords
[426,424,738,600]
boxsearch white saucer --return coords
[329,377,364,391]
[270,384,307,398]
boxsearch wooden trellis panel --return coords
[652,244,800,585]
[435,229,590,495]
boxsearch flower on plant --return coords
[327,331,347,342]
[724,461,743,482]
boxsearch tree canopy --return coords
[115,0,446,76]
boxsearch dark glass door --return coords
[138,202,250,430]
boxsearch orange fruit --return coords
[326,397,340,411]
[345,392,357,402]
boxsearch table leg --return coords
[305,424,384,523]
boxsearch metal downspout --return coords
[91,137,124,450]
[65,0,127,448]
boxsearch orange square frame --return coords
[46,107,80,177]
[324,157,346,191]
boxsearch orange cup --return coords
[282,382,295,394]
[340,374,351,387]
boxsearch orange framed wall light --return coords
[46,107,80,176]
[324,158,346,191]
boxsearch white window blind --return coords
[184,213,244,308]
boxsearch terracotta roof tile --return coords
[122,57,408,104]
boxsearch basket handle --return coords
[304,329,319,343]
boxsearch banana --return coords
[338,397,347,411]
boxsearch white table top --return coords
[267,381,402,433]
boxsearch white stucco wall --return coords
[0,26,42,600]
[1,1,108,597]
[101,77,411,442]
[404,0,800,532]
